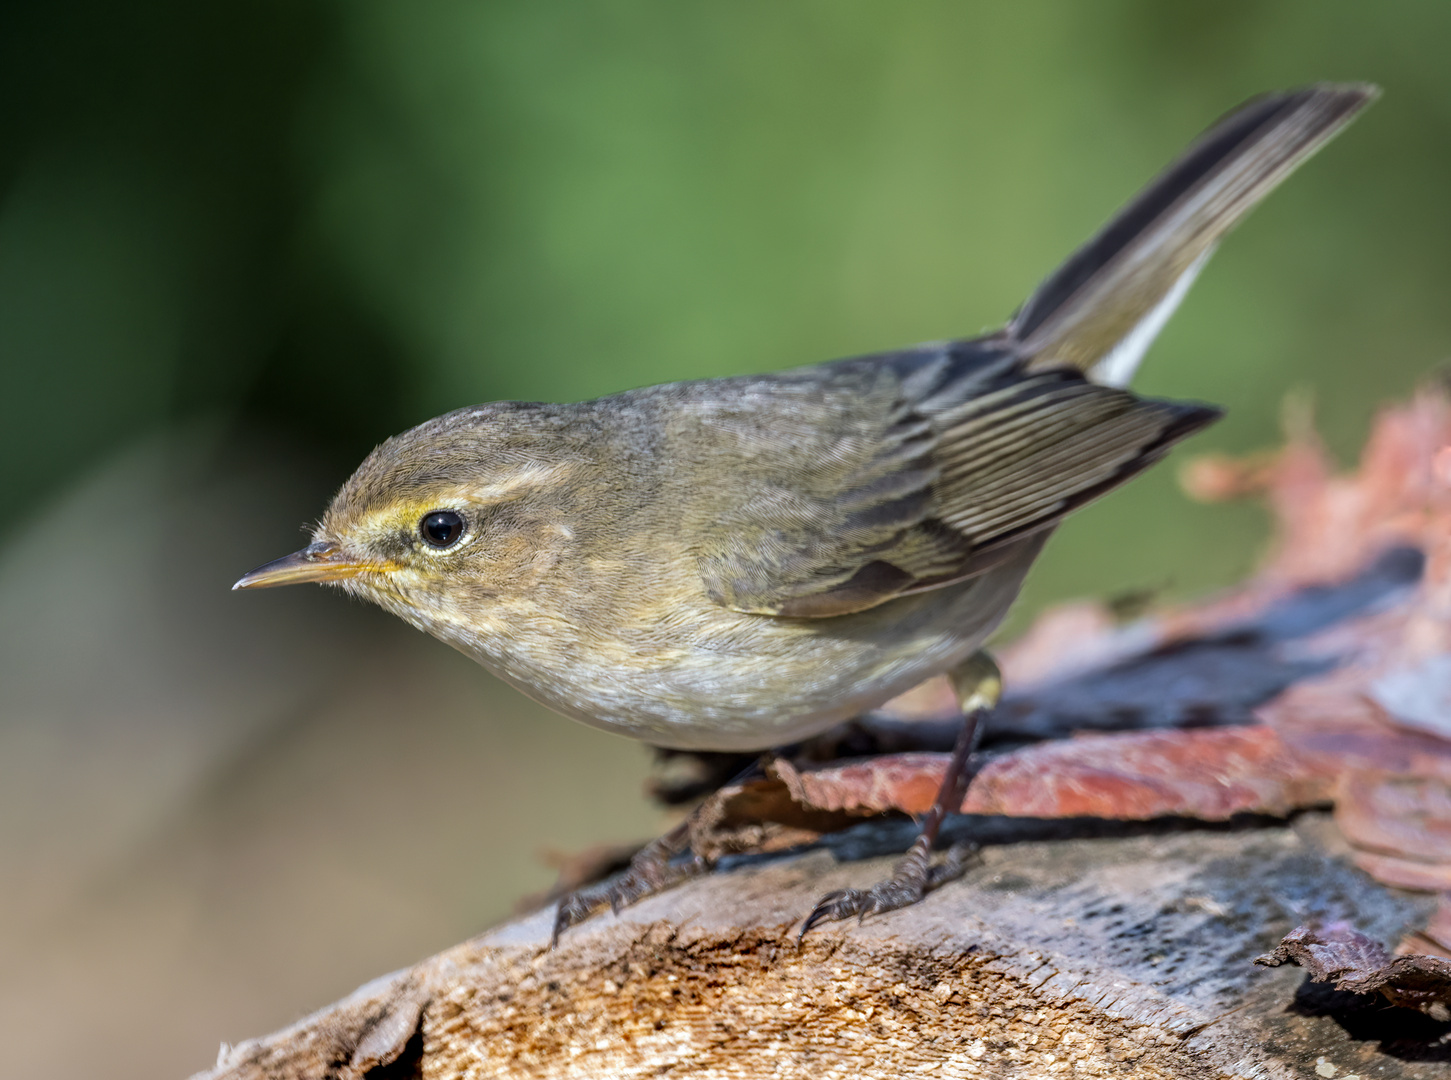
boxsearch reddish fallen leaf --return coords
[966,725,1336,820]
[1336,771,1451,864]
[1188,390,1451,589]
[775,752,947,818]
[1264,674,1451,772]
[781,725,1336,821]
[1255,923,1451,1019]
[1350,851,1451,893]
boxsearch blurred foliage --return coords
[2,0,1449,611]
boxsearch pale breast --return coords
[448,533,1046,750]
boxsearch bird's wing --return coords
[691,345,1216,618]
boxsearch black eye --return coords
[420,510,465,548]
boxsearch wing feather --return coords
[694,346,1217,618]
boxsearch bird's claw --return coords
[798,841,978,941]
[551,844,708,946]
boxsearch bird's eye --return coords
[420,510,465,548]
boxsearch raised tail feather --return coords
[1009,83,1377,387]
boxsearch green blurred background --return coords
[1,3,1446,1076]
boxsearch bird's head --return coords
[233,404,581,641]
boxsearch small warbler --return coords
[236,85,1375,936]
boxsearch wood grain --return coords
[195,815,1439,1079]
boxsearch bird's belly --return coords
[459,537,1045,751]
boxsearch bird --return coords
[235,84,1376,939]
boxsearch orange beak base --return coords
[232,542,385,590]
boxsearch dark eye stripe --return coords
[420,510,465,548]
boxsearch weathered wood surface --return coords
[196,814,1443,1079]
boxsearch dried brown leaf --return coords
[1255,923,1451,1019]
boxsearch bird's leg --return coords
[798,651,1001,939]
[550,759,764,946]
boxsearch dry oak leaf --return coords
[1255,923,1451,1020]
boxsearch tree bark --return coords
[193,812,1436,1080]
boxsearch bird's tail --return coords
[1008,83,1377,387]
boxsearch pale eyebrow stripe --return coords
[448,461,575,504]
[357,462,575,532]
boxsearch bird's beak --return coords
[232,541,388,591]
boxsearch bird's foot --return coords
[551,817,712,945]
[799,652,998,940]
[798,838,978,939]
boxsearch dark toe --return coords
[798,888,867,940]
[552,892,602,947]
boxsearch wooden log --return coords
[195,812,1438,1079]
